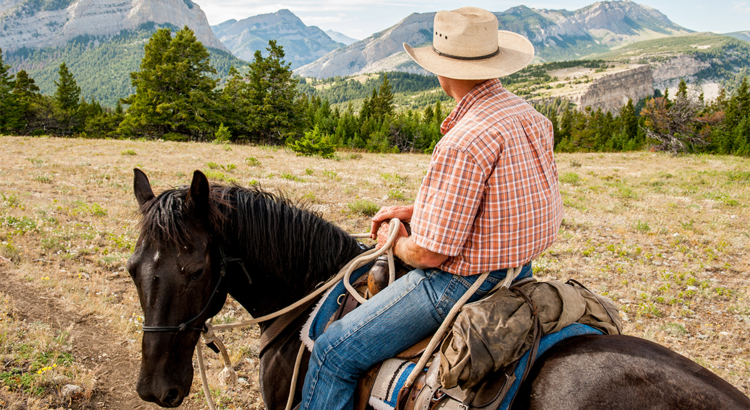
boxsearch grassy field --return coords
[0,136,748,409]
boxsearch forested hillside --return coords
[5,23,246,107]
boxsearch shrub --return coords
[215,123,231,143]
[288,126,335,158]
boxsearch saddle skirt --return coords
[369,323,602,410]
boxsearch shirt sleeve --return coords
[411,144,486,256]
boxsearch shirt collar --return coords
[440,78,503,134]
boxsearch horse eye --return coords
[190,269,204,282]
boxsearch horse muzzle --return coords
[137,374,189,407]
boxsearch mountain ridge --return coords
[295,1,691,79]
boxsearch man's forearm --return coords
[393,236,448,269]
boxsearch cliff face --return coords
[0,0,228,52]
[296,1,690,79]
[651,55,711,82]
[576,65,654,112]
[211,9,342,69]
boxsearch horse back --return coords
[513,335,750,410]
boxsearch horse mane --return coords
[138,183,364,290]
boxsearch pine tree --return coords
[12,70,41,133]
[619,99,638,142]
[0,48,21,133]
[219,65,246,137]
[120,27,219,139]
[245,40,303,144]
[53,62,82,135]
[676,79,688,99]
[54,62,80,111]
[373,73,394,119]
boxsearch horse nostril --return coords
[164,388,183,406]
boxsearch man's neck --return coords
[438,77,489,101]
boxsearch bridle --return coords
[141,246,251,333]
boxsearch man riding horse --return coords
[299,7,563,409]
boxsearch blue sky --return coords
[198,0,750,39]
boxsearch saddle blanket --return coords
[369,323,603,410]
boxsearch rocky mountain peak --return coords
[0,0,228,52]
[211,9,343,68]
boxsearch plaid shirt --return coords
[411,79,563,276]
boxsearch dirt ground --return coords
[0,136,748,409]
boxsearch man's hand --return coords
[370,205,414,240]
[375,220,409,249]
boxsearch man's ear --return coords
[133,168,155,208]
[185,170,210,216]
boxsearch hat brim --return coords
[403,31,534,80]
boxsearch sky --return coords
[197,0,750,40]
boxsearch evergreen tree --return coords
[12,70,41,133]
[120,27,219,139]
[219,65,246,139]
[0,48,21,133]
[53,62,82,135]
[676,79,688,99]
[373,73,394,119]
[245,40,303,144]
[619,99,638,141]
[54,62,80,111]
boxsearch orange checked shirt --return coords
[411,78,563,276]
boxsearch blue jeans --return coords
[300,264,533,410]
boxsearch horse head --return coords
[127,169,227,407]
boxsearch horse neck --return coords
[218,190,364,315]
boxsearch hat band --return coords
[432,46,500,61]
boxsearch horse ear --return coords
[133,168,155,208]
[186,170,210,215]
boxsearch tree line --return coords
[0,26,748,157]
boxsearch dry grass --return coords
[0,136,748,408]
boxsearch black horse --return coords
[128,169,750,409]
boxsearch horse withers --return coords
[128,169,750,409]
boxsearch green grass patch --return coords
[560,172,581,185]
[281,173,305,183]
[1,216,37,234]
[121,149,137,156]
[244,157,261,167]
[633,220,651,232]
[203,169,238,184]
[323,169,340,180]
[347,199,379,216]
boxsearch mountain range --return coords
[296,1,692,78]
[1,0,748,108]
[210,9,343,69]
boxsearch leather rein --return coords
[141,246,252,334]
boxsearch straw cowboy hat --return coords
[404,7,534,80]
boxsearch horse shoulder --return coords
[513,335,750,410]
